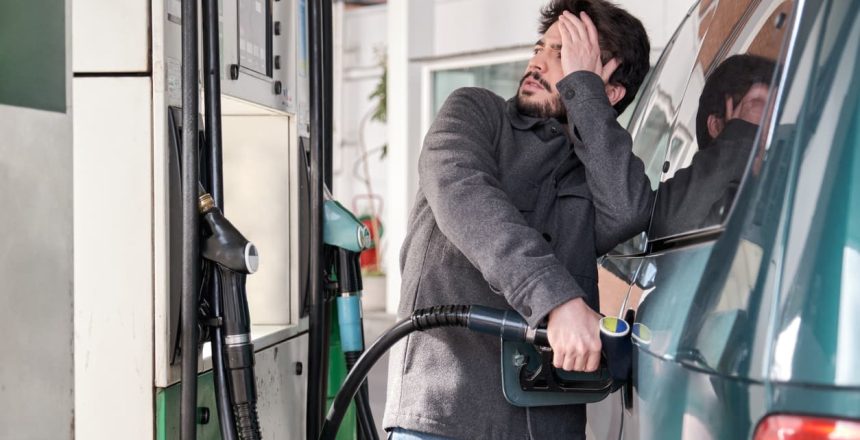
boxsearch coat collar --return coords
[506,98,548,131]
[506,98,579,146]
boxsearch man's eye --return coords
[533,48,542,54]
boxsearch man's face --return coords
[708,82,771,140]
[515,21,567,119]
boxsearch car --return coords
[578,0,860,438]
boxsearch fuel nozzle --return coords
[199,192,259,274]
[198,190,262,439]
[323,198,372,253]
[466,306,549,346]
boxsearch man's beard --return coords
[515,71,566,120]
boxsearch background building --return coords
[332,0,698,312]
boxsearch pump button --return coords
[197,407,210,425]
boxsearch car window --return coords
[607,5,708,256]
[648,0,794,240]
[625,0,796,360]
[610,0,770,255]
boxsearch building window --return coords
[432,60,529,117]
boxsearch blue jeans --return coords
[388,428,454,440]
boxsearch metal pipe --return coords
[322,0,334,189]
[180,0,201,437]
[202,0,225,209]
[201,0,237,437]
[306,0,329,437]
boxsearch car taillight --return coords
[754,415,860,439]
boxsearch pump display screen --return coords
[238,0,273,77]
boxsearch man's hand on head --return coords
[726,83,770,126]
[557,11,620,84]
[546,296,603,372]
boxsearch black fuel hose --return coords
[219,268,262,440]
[179,0,200,437]
[345,352,379,440]
[319,305,546,440]
[354,388,378,440]
[199,198,262,440]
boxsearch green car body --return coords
[586,0,860,438]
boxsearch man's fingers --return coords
[558,15,576,50]
[557,346,601,371]
[562,353,579,372]
[571,352,586,371]
[560,15,582,51]
[601,58,621,83]
[584,351,601,372]
[726,96,736,120]
[580,11,600,50]
[553,350,565,369]
[562,11,588,43]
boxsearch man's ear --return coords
[707,114,725,139]
[605,83,626,107]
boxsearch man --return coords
[383,1,652,439]
[651,54,776,238]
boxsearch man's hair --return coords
[539,0,650,114]
[696,54,776,148]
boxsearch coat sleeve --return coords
[419,87,586,326]
[557,72,655,254]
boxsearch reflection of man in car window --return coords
[651,54,776,238]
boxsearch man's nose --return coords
[527,54,547,73]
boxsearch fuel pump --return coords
[322,195,379,440]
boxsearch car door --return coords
[623,0,793,439]
[585,2,706,436]
[584,0,795,439]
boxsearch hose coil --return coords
[233,401,262,440]
[410,305,470,331]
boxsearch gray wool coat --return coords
[383,71,653,440]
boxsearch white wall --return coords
[334,4,388,255]
[337,0,698,313]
